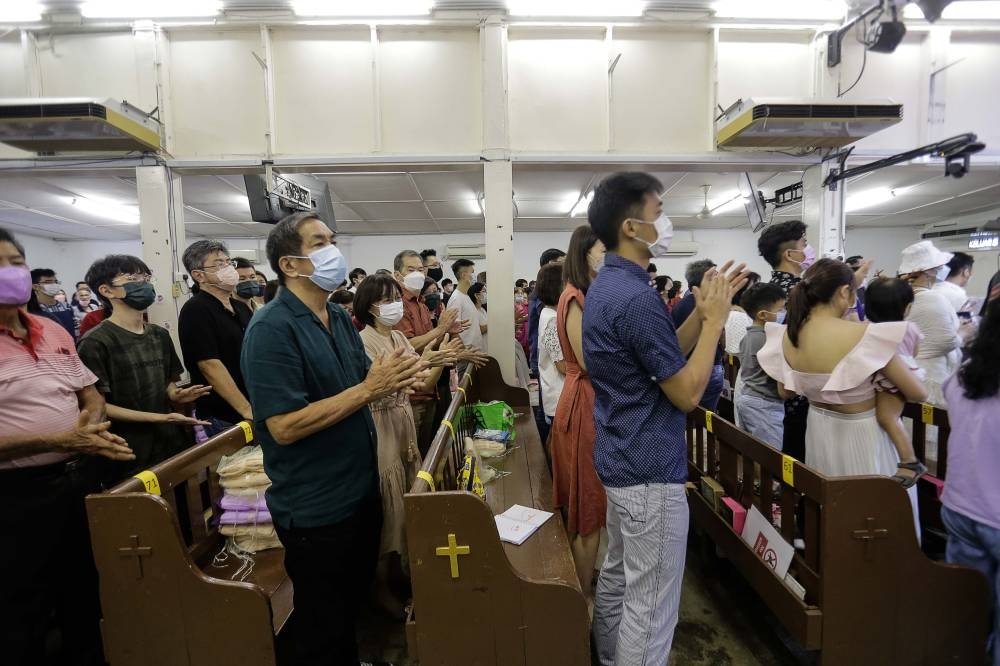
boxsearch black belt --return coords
[0,456,87,483]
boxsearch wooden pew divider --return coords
[404,358,589,665]
[686,406,989,665]
[86,423,291,666]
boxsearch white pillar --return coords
[136,166,187,359]
[484,161,515,384]
[801,161,846,261]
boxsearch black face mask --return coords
[118,282,156,311]
[236,280,262,299]
[427,267,443,282]
[424,294,441,311]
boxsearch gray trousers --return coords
[593,482,689,665]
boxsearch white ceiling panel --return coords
[323,173,420,202]
[39,176,139,203]
[182,175,249,205]
[436,219,484,233]
[332,203,363,221]
[349,201,431,221]
[426,200,483,219]
[513,170,594,200]
[514,199,574,217]
[410,170,483,201]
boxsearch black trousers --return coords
[274,494,382,666]
[0,458,105,666]
[783,396,809,462]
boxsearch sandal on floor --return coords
[891,461,928,489]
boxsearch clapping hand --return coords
[363,347,427,400]
[459,346,490,368]
[60,410,135,461]
[695,260,748,327]
[422,334,462,368]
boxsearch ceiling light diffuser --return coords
[712,0,847,21]
[292,0,433,16]
[845,187,906,213]
[81,0,222,18]
[571,191,594,217]
[0,2,43,21]
[70,195,141,224]
[710,193,746,215]
[507,0,646,17]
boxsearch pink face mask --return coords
[790,244,817,272]
[0,265,32,305]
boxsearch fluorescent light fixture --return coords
[507,0,646,17]
[81,0,222,18]
[571,191,594,217]
[0,2,43,21]
[712,0,847,21]
[845,187,907,213]
[710,192,746,215]
[904,1,1000,20]
[292,0,433,16]
[69,195,141,225]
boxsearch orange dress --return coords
[549,285,607,537]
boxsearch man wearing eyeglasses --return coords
[77,254,211,482]
[179,240,254,437]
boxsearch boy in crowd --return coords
[734,283,788,450]
[78,255,210,480]
[29,268,77,339]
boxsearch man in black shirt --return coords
[179,240,253,437]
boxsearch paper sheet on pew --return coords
[495,504,554,545]
[740,505,794,578]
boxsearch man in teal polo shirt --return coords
[241,211,423,666]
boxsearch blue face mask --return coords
[764,309,786,324]
[289,244,347,293]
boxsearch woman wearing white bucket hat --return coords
[899,240,966,406]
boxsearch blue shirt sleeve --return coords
[619,291,686,383]
[241,319,311,422]
[528,296,542,372]
[671,293,696,328]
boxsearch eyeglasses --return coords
[199,259,237,271]
[112,274,154,286]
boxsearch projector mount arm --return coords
[827,1,885,67]
[823,132,985,190]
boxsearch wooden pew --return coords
[902,401,951,550]
[686,406,989,665]
[404,358,590,666]
[86,424,291,666]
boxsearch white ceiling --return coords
[0,161,997,241]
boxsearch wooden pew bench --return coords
[404,359,589,666]
[685,406,989,665]
[902,401,951,551]
[86,424,291,666]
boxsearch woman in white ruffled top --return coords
[757,259,929,531]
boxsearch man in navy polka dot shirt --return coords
[584,172,747,666]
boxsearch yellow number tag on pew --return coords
[134,470,161,496]
[781,455,795,487]
[238,420,254,444]
[705,411,714,434]
[921,403,934,425]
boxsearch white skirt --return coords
[806,405,919,538]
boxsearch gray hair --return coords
[685,259,717,288]
[393,250,420,274]
[266,211,326,285]
[183,239,229,275]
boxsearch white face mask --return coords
[632,214,674,258]
[376,301,404,327]
[40,282,63,297]
[402,270,426,292]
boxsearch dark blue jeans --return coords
[204,417,235,439]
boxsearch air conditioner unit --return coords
[666,240,699,257]
[445,243,486,260]
[716,98,902,150]
[0,97,161,153]
[921,218,1000,252]
[230,249,261,264]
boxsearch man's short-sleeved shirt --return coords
[0,311,97,469]
[240,287,378,530]
[77,321,188,477]
[178,290,253,424]
[395,288,437,402]
[39,301,77,340]
[583,254,688,487]
[446,289,485,352]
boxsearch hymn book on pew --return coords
[494,505,554,545]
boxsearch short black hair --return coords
[845,255,864,267]
[264,279,279,303]
[740,282,786,319]
[76,281,88,288]
[647,263,658,274]
[468,281,486,305]
[515,278,528,289]
[354,274,402,328]
[349,267,367,282]
[329,289,354,305]
[758,220,806,268]
[588,172,664,252]
[85,255,152,308]
[30,268,56,284]
[451,258,475,281]
[0,227,25,258]
[419,249,438,262]
[234,256,255,270]
[539,248,566,267]
[266,211,327,286]
[441,278,453,287]
[536,263,563,307]
[732,271,761,305]
[685,259,717,289]
[947,251,974,276]
[654,275,670,294]
[864,277,914,323]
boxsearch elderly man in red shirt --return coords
[0,227,134,666]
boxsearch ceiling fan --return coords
[695,184,712,219]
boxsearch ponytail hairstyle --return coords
[785,258,855,347]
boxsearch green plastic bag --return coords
[471,401,515,439]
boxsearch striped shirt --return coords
[0,310,97,468]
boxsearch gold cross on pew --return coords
[435,533,471,579]
[851,517,889,561]
[118,534,153,579]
